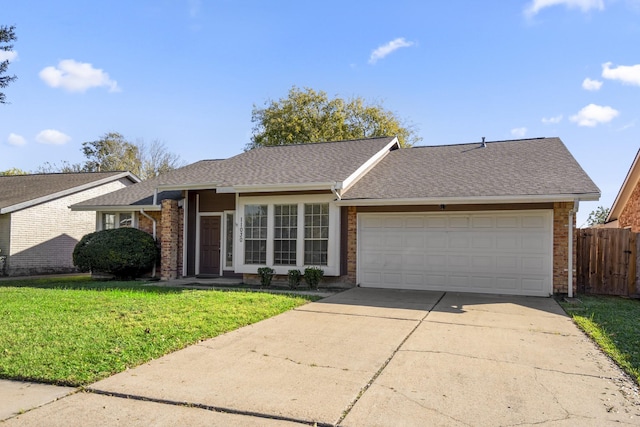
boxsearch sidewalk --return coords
[0,379,75,421]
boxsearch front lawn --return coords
[560,295,640,385]
[0,277,313,386]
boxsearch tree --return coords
[37,132,184,180]
[0,25,17,105]
[82,132,141,175]
[586,206,610,227]
[248,86,421,149]
[0,167,27,176]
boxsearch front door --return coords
[199,216,221,275]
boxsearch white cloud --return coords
[0,50,18,62]
[570,104,619,127]
[602,62,640,86]
[39,59,120,93]
[369,38,414,64]
[35,129,71,145]
[510,127,528,138]
[188,0,201,17]
[542,114,563,124]
[582,77,602,91]
[524,0,605,17]
[7,133,26,146]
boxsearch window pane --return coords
[244,205,267,264]
[303,203,328,266]
[102,213,116,230]
[119,213,133,228]
[225,213,234,268]
[273,204,297,266]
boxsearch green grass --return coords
[0,276,314,386]
[559,295,640,385]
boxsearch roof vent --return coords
[481,137,486,148]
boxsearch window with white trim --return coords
[244,205,267,264]
[274,204,297,265]
[101,212,135,230]
[225,212,234,269]
[304,203,329,265]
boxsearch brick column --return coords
[347,206,357,284]
[553,202,576,295]
[160,199,179,280]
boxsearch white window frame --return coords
[236,194,340,276]
[97,212,138,230]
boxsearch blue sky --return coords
[2,0,639,225]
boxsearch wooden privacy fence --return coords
[577,228,639,296]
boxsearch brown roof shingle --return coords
[341,137,600,201]
[0,171,136,213]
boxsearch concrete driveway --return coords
[5,288,639,426]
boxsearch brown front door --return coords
[199,216,221,275]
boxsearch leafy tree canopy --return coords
[0,167,28,176]
[0,25,17,104]
[248,86,421,150]
[586,206,611,227]
[35,132,184,180]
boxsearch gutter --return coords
[335,193,601,206]
[331,182,342,201]
[139,208,157,279]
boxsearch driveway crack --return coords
[335,291,447,426]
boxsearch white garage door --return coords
[358,211,553,296]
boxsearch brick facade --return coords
[346,206,357,284]
[618,180,640,232]
[159,199,181,280]
[552,202,577,295]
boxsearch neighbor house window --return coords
[101,212,135,230]
[304,203,329,265]
[244,205,267,264]
[273,204,297,265]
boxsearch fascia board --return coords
[340,137,399,193]
[156,183,220,191]
[335,193,601,207]
[232,182,335,193]
[0,172,139,214]
[69,204,161,212]
[606,148,640,222]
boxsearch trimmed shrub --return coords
[73,228,158,280]
[287,269,302,289]
[257,267,275,288]
[304,266,324,290]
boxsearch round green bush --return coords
[73,228,158,280]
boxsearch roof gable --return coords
[341,137,600,203]
[606,148,640,223]
[0,171,139,214]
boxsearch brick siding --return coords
[160,199,180,280]
[618,180,640,232]
[552,202,576,295]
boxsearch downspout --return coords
[567,200,579,298]
[152,188,158,206]
[140,209,157,278]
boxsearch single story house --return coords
[0,171,139,276]
[72,136,600,296]
[604,148,640,232]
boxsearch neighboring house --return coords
[604,148,640,232]
[0,172,139,276]
[71,136,600,296]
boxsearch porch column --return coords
[160,199,179,280]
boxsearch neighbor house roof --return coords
[0,171,139,214]
[605,148,640,225]
[340,137,600,204]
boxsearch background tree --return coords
[0,25,17,104]
[0,167,27,176]
[586,206,610,227]
[248,86,421,149]
[35,132,184,180]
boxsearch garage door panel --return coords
[358,211,552,296]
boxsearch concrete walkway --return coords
[3,289,639,426]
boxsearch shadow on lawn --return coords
[0,276,186,294]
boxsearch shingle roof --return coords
[157,136,397,187]
[0,171,136,213]
[73,137,397,208]
[341,137,600,201]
